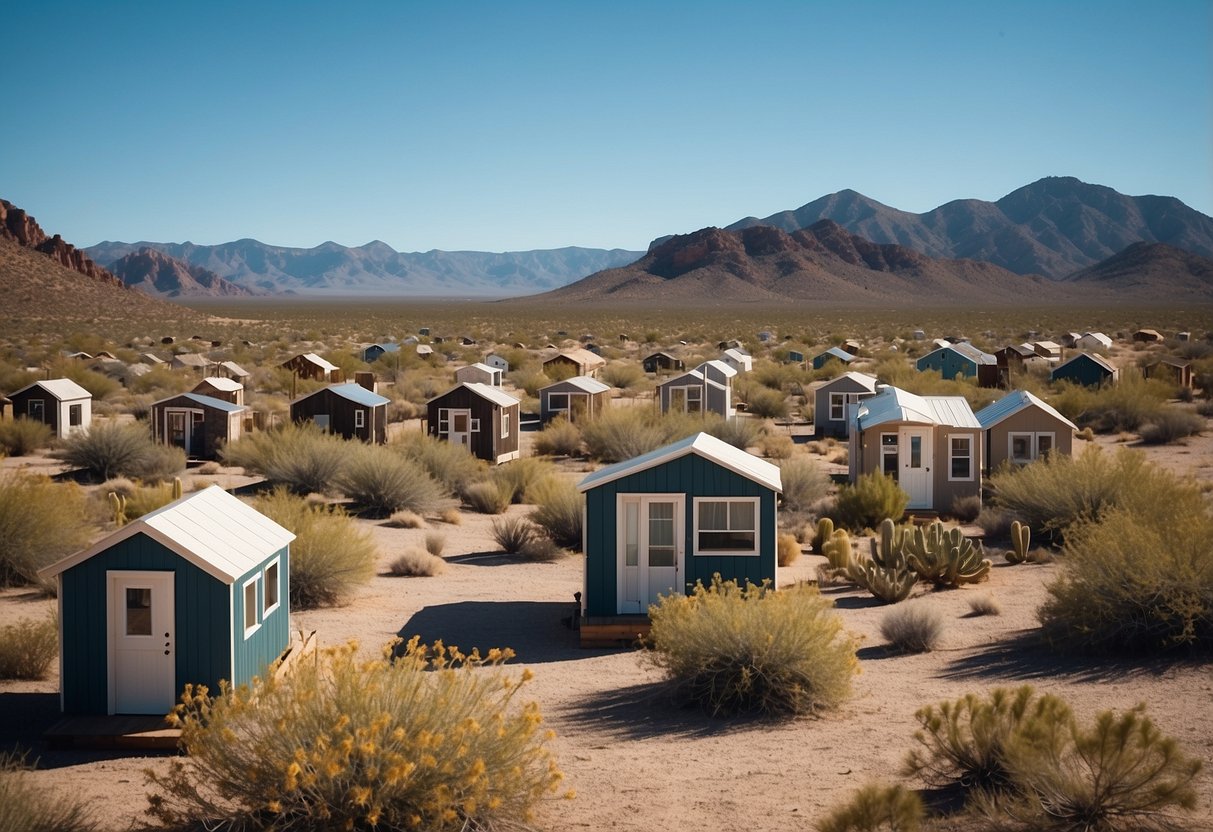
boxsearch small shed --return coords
[290,383,390,443]
[1143,359,1193,390]
[7,379,92,439]
[1133,329,1164,343]
[1059,332,1082,349]
[975,390,1076,472]
[785,350,805,365]
[192,376,244,406]
[720,347,752,373]
[38,486,294,715]
[811,346,855,370]
[842,339,862,355]
[151,392,246,459]
[577,432,782,618]
[216,361,250,381]
[540,376,610,423]
[642,352,684,374]
[813,372,879,438]
[455,362,503,388]
[427,383,521,464]
[916,343,999,386]
[1076,332,1112,351]
[170,353,213,373]
[1051,353,1118,388]
[484,353,510,372]
[282,353,341,382]
[543,349,606,380]
[1032,341,1062,361]
[362,343,400,363]
[140,353,166,365]
[657,360,736,418]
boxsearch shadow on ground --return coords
[398,600,591,664]
[0,692,175,769]
[557,680,769,741]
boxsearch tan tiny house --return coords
[975,390,1076,473]
[543,348,606,380]
[192,376,244,406]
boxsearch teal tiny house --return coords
[577,432,782,619]
[38,486,295,715]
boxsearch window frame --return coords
[501,410,510,439]
[69,403,82,426]
[880,432,899,481]
[354,408,365,429]
[262,558,281,617]
[947,433,974,482]
[692,496,760,557]
[242,575,261,638]
[1008,431,1055,465]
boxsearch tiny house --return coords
[720,347,752,373]
[975,390,1076,472]
[362,343,400,363]
[170,353,213,373]
[281,353,341,382]
[290,383,390,443]
[7,378,92,438]
[811,346,855,370]
[543,349,606,379]
[1143,359,1193,390]
[540,376,610,423]
[813,372,878,438]
[916,343,999,385]
[427,382,521,463]
[484,353,510,372]
[192,376,244,406]
[577,432,782,618]
[38,486,294,715]
[455,362,503,387]
[642,352,684,374]
[1051,353,1118,388]
[657,360,736,418]
[151,392,246,459]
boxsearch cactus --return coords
[172,476,183,500]
[869,517,912,569]
[846,555,917,603]
[821,528,853,571]
[1006,520,1031,564]
[812,517,835,554]
[905,520,992,587]
[108,491,128,527]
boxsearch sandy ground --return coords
[2,425,1212,831]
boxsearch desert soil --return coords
[2,428,1212,831]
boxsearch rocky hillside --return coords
[1,199,123,288]
[727,177,1213,279]
[108,247,257,297]
[1064,241,1213,298]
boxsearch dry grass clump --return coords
[758,432,795,459]
[777,532,801,567]
[393,432,487,499]
[196,460,222,475]
[254,488,377,609]
[492,515,539,554]
[516,536,567,562]
[580,407,707,463]
[779,456,831,512]
[880,603,943,653]
[337,444,443,516]
[1138,409,1203,444]
[949,494,983,523]
[222,422,346,495]
[967,594,1002,616]
[0,418,53,456]
[387,547,447,577]
[463,481,511,514]
[834,472,909,532]
[147,639,567,831]
[424,532,446,557]
[743,386,789,419]
[0,617,57,680]
[528,478,582,550]
[0,751,99,832]
[121,480,181,519]
[386,510,427,529]
[706,415,763,450]
[54,421,184,482]
[815,782,924,832]
[647,578,858,717]
[491,457,556,504]
[439,507,462,525]
[0,473,91,590]
[534,417,582,457]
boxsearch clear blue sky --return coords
[3,1,1210,253]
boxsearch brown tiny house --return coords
[427,383,520,464]
[290,383,389,443]
[7,379,92,439]
[151,392,247,459]
[540,376,610,423]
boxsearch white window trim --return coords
[501,411,510,439]
[355,408,365,428]
[1008,431,1055,465]
[470,418,481,433]
[947,433,975,482]
[242,575,261,638]
[547,392,569,414]
[692,496,761,557]
[262,558,281,617]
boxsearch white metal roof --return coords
[578,431,782,493]
[39,485,295,584]
[195,376,243,392]
[975,390,1077,431]
[302,353,339,372]
[544,375,611,394]
[698,359,738,378]
[854,386,980,430]
[436,382,519,409]
[10,378,91,401]
[818,371,878,392]
[1055,351,1117,374]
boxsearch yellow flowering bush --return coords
[147,638,567,830]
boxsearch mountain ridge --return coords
[108,246,258,297]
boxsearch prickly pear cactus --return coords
[905,520,991,587]
[1006,520,1031,564]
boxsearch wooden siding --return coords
[291,389,387,443]
[427,387,520,463]
[1052,356,1114,388]
[540,385,608,423]
[583,454,777,618]
[918,350,977,380]
[151,395,240,459]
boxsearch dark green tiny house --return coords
[39,486,294,716]
[577,432,782,619]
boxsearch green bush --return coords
[0,418,53,456]
[222,422,347,495]
[0,751,98,832]
[534,417,582,456]
[393,431,487,499]
[387,548,446,577]
[744,387,790,419]
[463,481,511,514]
[816,782,924,832]
[337,444,442,516]
[1072,373,1169,433]
[54,421,181,482]
[647,578,858,717]
[581,407,675,463]
[254,488,377,608]
[779,456,831,512]
[0,473,91,589]
[147,639,566,831]
[491,457,556,503]
[835,472,909,532]
[492,515,538,554]
[879,603,943,653]
[1138,409,1203,444]
[528,477,582,550]
[0,617,57,680]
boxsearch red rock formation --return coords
[0,199,124,288]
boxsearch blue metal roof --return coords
[975,390,1076,431]
[174,392,246,413]
[818,346,855,362]
[325,383,391,407]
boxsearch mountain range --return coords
[108,246,258,297]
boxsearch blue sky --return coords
[3,1,1210,252]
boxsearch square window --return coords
[695,498,758,555]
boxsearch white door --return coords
[109,571,175,715]
[618,496,684,614]
[899,427,933,510]
[449,409,472,448]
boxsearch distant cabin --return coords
[642,352,685,374]
[282,353,342,382]
[216,360,250,381]
[976,390,1076,473]
[1076,332,1112,351]
[1059,332,1082,349]
[1143,359,1193,390]
[7,379,92,439]
[813,372,879,438]
[916,343,999,386]
[484,353,510,373]
[192,376,244,406]
[785,350,805,365]
[38,486,294,716]
[171,353,214,373]
[290,383,390,443]
[720,348,752,374]
[842,339,862,355]
[427,383,521,464]
[362,343,400,363]
[151,392,246,460]
[811,346,855,370]
[1031,341,1062,361]
[1133,329,1164,343]
[455,362,503,388]
[1051,353,1118,388]
[140,353,165,365]
[544,349,606,380]
[540,376,610,423]
[657,360,736,418]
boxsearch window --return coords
[470,418,480,432]
[686,387,702,413]
[1009,432,1055,464]
[881,433,899,480]
[548,392,568,413]
[829,393,847,422]
[355,408,365,428]
[949,435,973,481]
[28,399,45,422]
[263,559,280,616]
[437,408,450,434]
[125,588,152,636]
[501,411,510,438]
[69,404,82,426]
[243,577,260,636]
[694,497,759,555]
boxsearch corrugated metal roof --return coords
[1055,352,1116,374]
[817,346,855,362]
[172,392,247,413]
[39,485,295,584]
[818,371,879,392]
[658,369,704,389]
[578,432,782,493]
[326,383,391,407]
[855,386,979,429]
[195,376,243,392]
[698,359,737,378]
[11,378,91,401]
[975,390,1077,431]
[545,375,610,394]
[921,343,996,366]
[302,353,339,372]
[457,382,520,408]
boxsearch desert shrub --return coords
[779,456,832,512]
[0,418,53,456]
[0,473,91,589]
[600,361,645,389]
[646,578,858,717]
[758,432,795,459]
[54,421,175,482]
[517,536,567,562]
[424,532,445,556]
[1038,502,1213,653]
[880,603,943,653]
[0,617,57,680]
[222,422,347,495]
[529,477,582,550]
[126,442,187,483]
[950,494,983,523]
[492,515,539,554]
[744,387,790,419]
[393,432,487,498]
[816,782,924,832]
[386,509,427,528]
[337,444,442,516]
[122,480,180,519]
[534,417,582,457]
[439,507,462,525]
[976,507,1014,539]
[0,751,98,832]
[1196,399,1213,418]
[1074,374,1169,433]
[196,460,221,475]
[581,407,673,463]
[254,488,377,608]
[464,481,511,514]
[777,532,801,567]
[147,639,566,831]
[1138,409,1203,444]
[835,472,909,532]
[705,416,762,450]
[99,476,138,498]
[968,594,1002,616]
[387,547,446,577]
[386,398,419,422]
[491,457,556,504]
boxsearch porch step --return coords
[45,714,180,751]
[579,616,650,648]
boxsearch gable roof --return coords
[291,353,339,372]
[218,360,250,377]
[173,353,213,367]
[194,376,243,393]
[1078,331,1112,347]
[157,392,247,413]
[975,390,1077,431]
[9,378,92,401]
[818,371,879,393]
[546,348,605,369]
[854,386,980,430]
[578,432,782,494]
[543,375,611,395]
[722,347,751,363]
[919,342,996,366]
[39,485,295,584]
[698,359,737,378]
[431,382,520,409]
[459,362,499,375]
[1054,352,1116,374]
[815,346,855,362]
[292,382,389,408]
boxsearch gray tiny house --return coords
[38,486,294,716]
[151,392,246,459]
[577,432,782,619]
